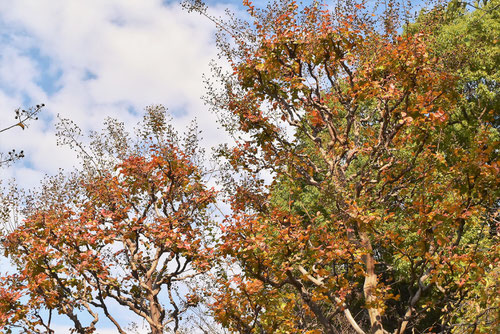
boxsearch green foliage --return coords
[203,0,499,333]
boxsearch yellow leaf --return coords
[17,122,25,130]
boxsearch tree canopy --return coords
[199,0,499,332]
[1,106,216,334]
[1,1,498,333]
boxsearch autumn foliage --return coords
[198,0,499,333]
[0,107,216,333]
[1,0,499,333]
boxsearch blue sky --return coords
[0,0,422,189]
[0,1,249,332]
[0,0,255,191]
[0,0,429,332]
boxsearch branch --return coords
[297,265,366,334]
[285,269,337,334]
[395,269,431,334]
[0,105,44,133]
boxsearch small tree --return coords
[0,106,217,334]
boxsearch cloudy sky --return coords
[0,0,402,190]
[0,0,429,332]
[0,0,265,332]
[0,0,274,190]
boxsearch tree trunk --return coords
[359,232,385,334]
[148,293,165,334]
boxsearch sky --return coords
[0,0,418,189]
[0,0,257,332]
[0,0,425,332]
[0,0,270,191]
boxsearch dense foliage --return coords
[1,1,498,333]
[200,0,499,333]
[0,107,216,333]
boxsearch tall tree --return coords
[191,0,499,332]
[0,106,217,334]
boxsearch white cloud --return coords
[0,2,244,332]
[0,0,235,190]
[0,2,238,331]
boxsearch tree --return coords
[0,106,217,334]
[0,104,44,166]
[191,0,499,333]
